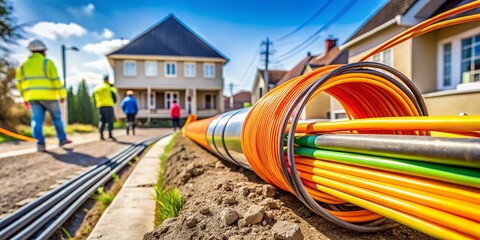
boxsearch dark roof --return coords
[108,14,228,61]
[276,55,314,85]
[258,69,288,84]
[345,0,418,43]
[329,49,349,65]
[308,47,341,68]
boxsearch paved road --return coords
[0,128,171,217]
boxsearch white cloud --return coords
[84,58,110,72]
[66,72,103,90]
[26,22,87,40]
[102,28,114,39]
[83,39,129,55]
[83,3,95,15]
[70,67,80,74]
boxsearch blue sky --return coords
[11,0,387,95]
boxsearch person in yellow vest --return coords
[15,39,72,152]
[93,75,117,141]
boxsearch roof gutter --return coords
[340,18,397,50]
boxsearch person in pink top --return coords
[169,100,181,131]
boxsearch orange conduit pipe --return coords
[183,2,480,237]
[0,128,38,142]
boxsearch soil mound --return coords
[145,135,432,240]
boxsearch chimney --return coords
[325,35,338,53]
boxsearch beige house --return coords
[107,15,228,120]
[342,0,480,116]
[252,38,348,120]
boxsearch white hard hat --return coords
[28,39,47,51]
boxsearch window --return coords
[165,91,179,109]
[371,49,392,66]
[165,62,177,77]
[204,63,215,78]
[461,34,480,83]
[123,61,136,76]
[205,94,217,109]
[443,43,452,87]
[145,61,157,77]
[184,63,196,78]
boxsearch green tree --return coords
[0,0,22,60]
[0,62,17,129]
[67,86,78,124]
[0,0,23,130]
[76,80,95,125]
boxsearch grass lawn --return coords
[0,134,15,143]
[16,124,97,138]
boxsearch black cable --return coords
[274,0,334,42]
[274,0,358,62]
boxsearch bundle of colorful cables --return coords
[184,2,480,239]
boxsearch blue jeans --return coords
[29,100,67,145]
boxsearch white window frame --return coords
[371,49,393,66]
[437,26,480,91]
[184,62,196,78]
[145,61,158,77]
[203,63,215,78]
[165,91,179,109]
[123,60,137,77]
[164,62,177,78]
[204,93,217,109]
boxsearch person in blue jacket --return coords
[121,90,138,135]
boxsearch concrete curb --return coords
[88,135,173,240]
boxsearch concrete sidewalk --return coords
[89,134,173,240]
[0,129,125,159]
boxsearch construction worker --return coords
[15,39,72,152]
[121,90,138,135]
[93,75,117,141]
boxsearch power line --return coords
[273,0,358,62]
[238,47,260,85]
[260,38,273,95]
[274,0,334,42]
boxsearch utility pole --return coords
[229,82,234,109]
[61,44,79,125]
[260,38,273,96]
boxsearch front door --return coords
[165,91,179,109]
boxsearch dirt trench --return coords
[145,135,433,240]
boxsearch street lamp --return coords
[61,44,79,125]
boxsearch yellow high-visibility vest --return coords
[15,53,66,101]
[93,82,117,108]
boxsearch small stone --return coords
[239,227,251,235]
[244,205,264,225]
[263,185,276,198]
[215,161,223,169]
[185,216,197,228]
[265,210,275,219]
[199,207,211,215]
[223,195,238,205]
[248,193,257,199]
[221,208,239,225]
[181,172,192,183]
[191,166,204,176]
[261,198,280,209]
[262,220,267,226]
[216,183,223,189]
[272,221,303,240]
[238,186,250,197]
